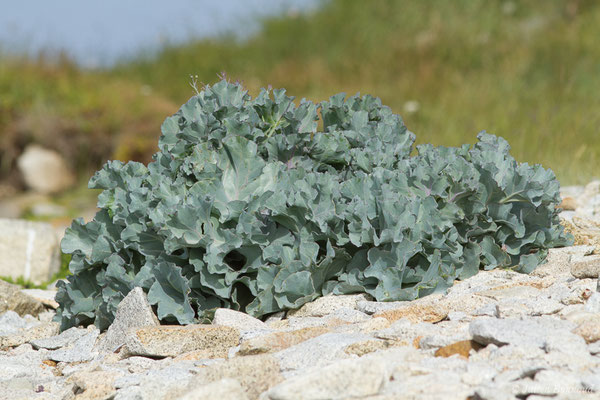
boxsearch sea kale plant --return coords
[55,80,573,331]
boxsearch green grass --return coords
[2,0,600,186]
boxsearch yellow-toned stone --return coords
[573,319,600,344]
[239,326,330,355]
[344,339,389,356]
[434,340,484,359]
[375,303,448,324]
[123,324,239,358]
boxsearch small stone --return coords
[0,280,46,317]
[0,310,31,335]
[177,378,249,400]
[123,324,240,358]
[96,287,159,354]
[573,318,600,343]
[374,295,448,324]
[472,303,499,318]
[264,357,387,400]
[213,308,270,332]
[355,317,391,333]
[30,326,88,350]
[469,317,576,348]
[478,285,542,300]
[581,371,600,392]
[264,311,286,324]
[19,289,59,309]
[584,292,600,313]
[447,311,468,322]
[420,333,472,351]
[0,321,59,350]
[472,385,515,400]
[189,354,282,400]
[588,340,600,355]
[17,144,75,194]
[560,196,578,211]
[344,339,389,356]
[571,255,600,279]
[287,293,372,318]
[47,328,99,362]
[356,300,406,315]
[434,340,483,358]
[239,326,330,356]
[66,370,119,400]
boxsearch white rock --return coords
[17,145,75,194]
[0,219,61,285]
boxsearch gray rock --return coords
[497,297,564,318]
[0,220,61,285]
[357,300,410,315]
[588,340,600,355]
[584,292,600,313]
[288,293,372,318]
[177,378,249,400]
[571,255,600,279]
[0,321,59,350]
[47,327,99,362]
[123,324,239,359]
[0,280,46,317]
[447,311,469,322]
[473,303,499,318]
[213,308,270,332]
[469,317,576,348]
[274,332,371,373]
[189,354,282,400]
[114,361,200,400]
[581,370,600,392]
[17,144,75,194]
[97,287,159,354]
[31,326,88,350]
[325,307,370,323]
[472,385,516,400]
[0,311,31,336]
[264,357,387,400]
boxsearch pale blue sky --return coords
[0,0,322,68]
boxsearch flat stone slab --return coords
[264,357,387,400]
[47,328,100,362]
[30,326,88,350]
[0,321,59,350]
[123,325,240,358]
[0,219,61,285]
[469,317,577,348]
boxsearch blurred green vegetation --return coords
[1,0,599,186]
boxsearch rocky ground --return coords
[1,181,600,400]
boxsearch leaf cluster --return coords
[55,80,572,330]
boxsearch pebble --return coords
[0,182,599,399]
